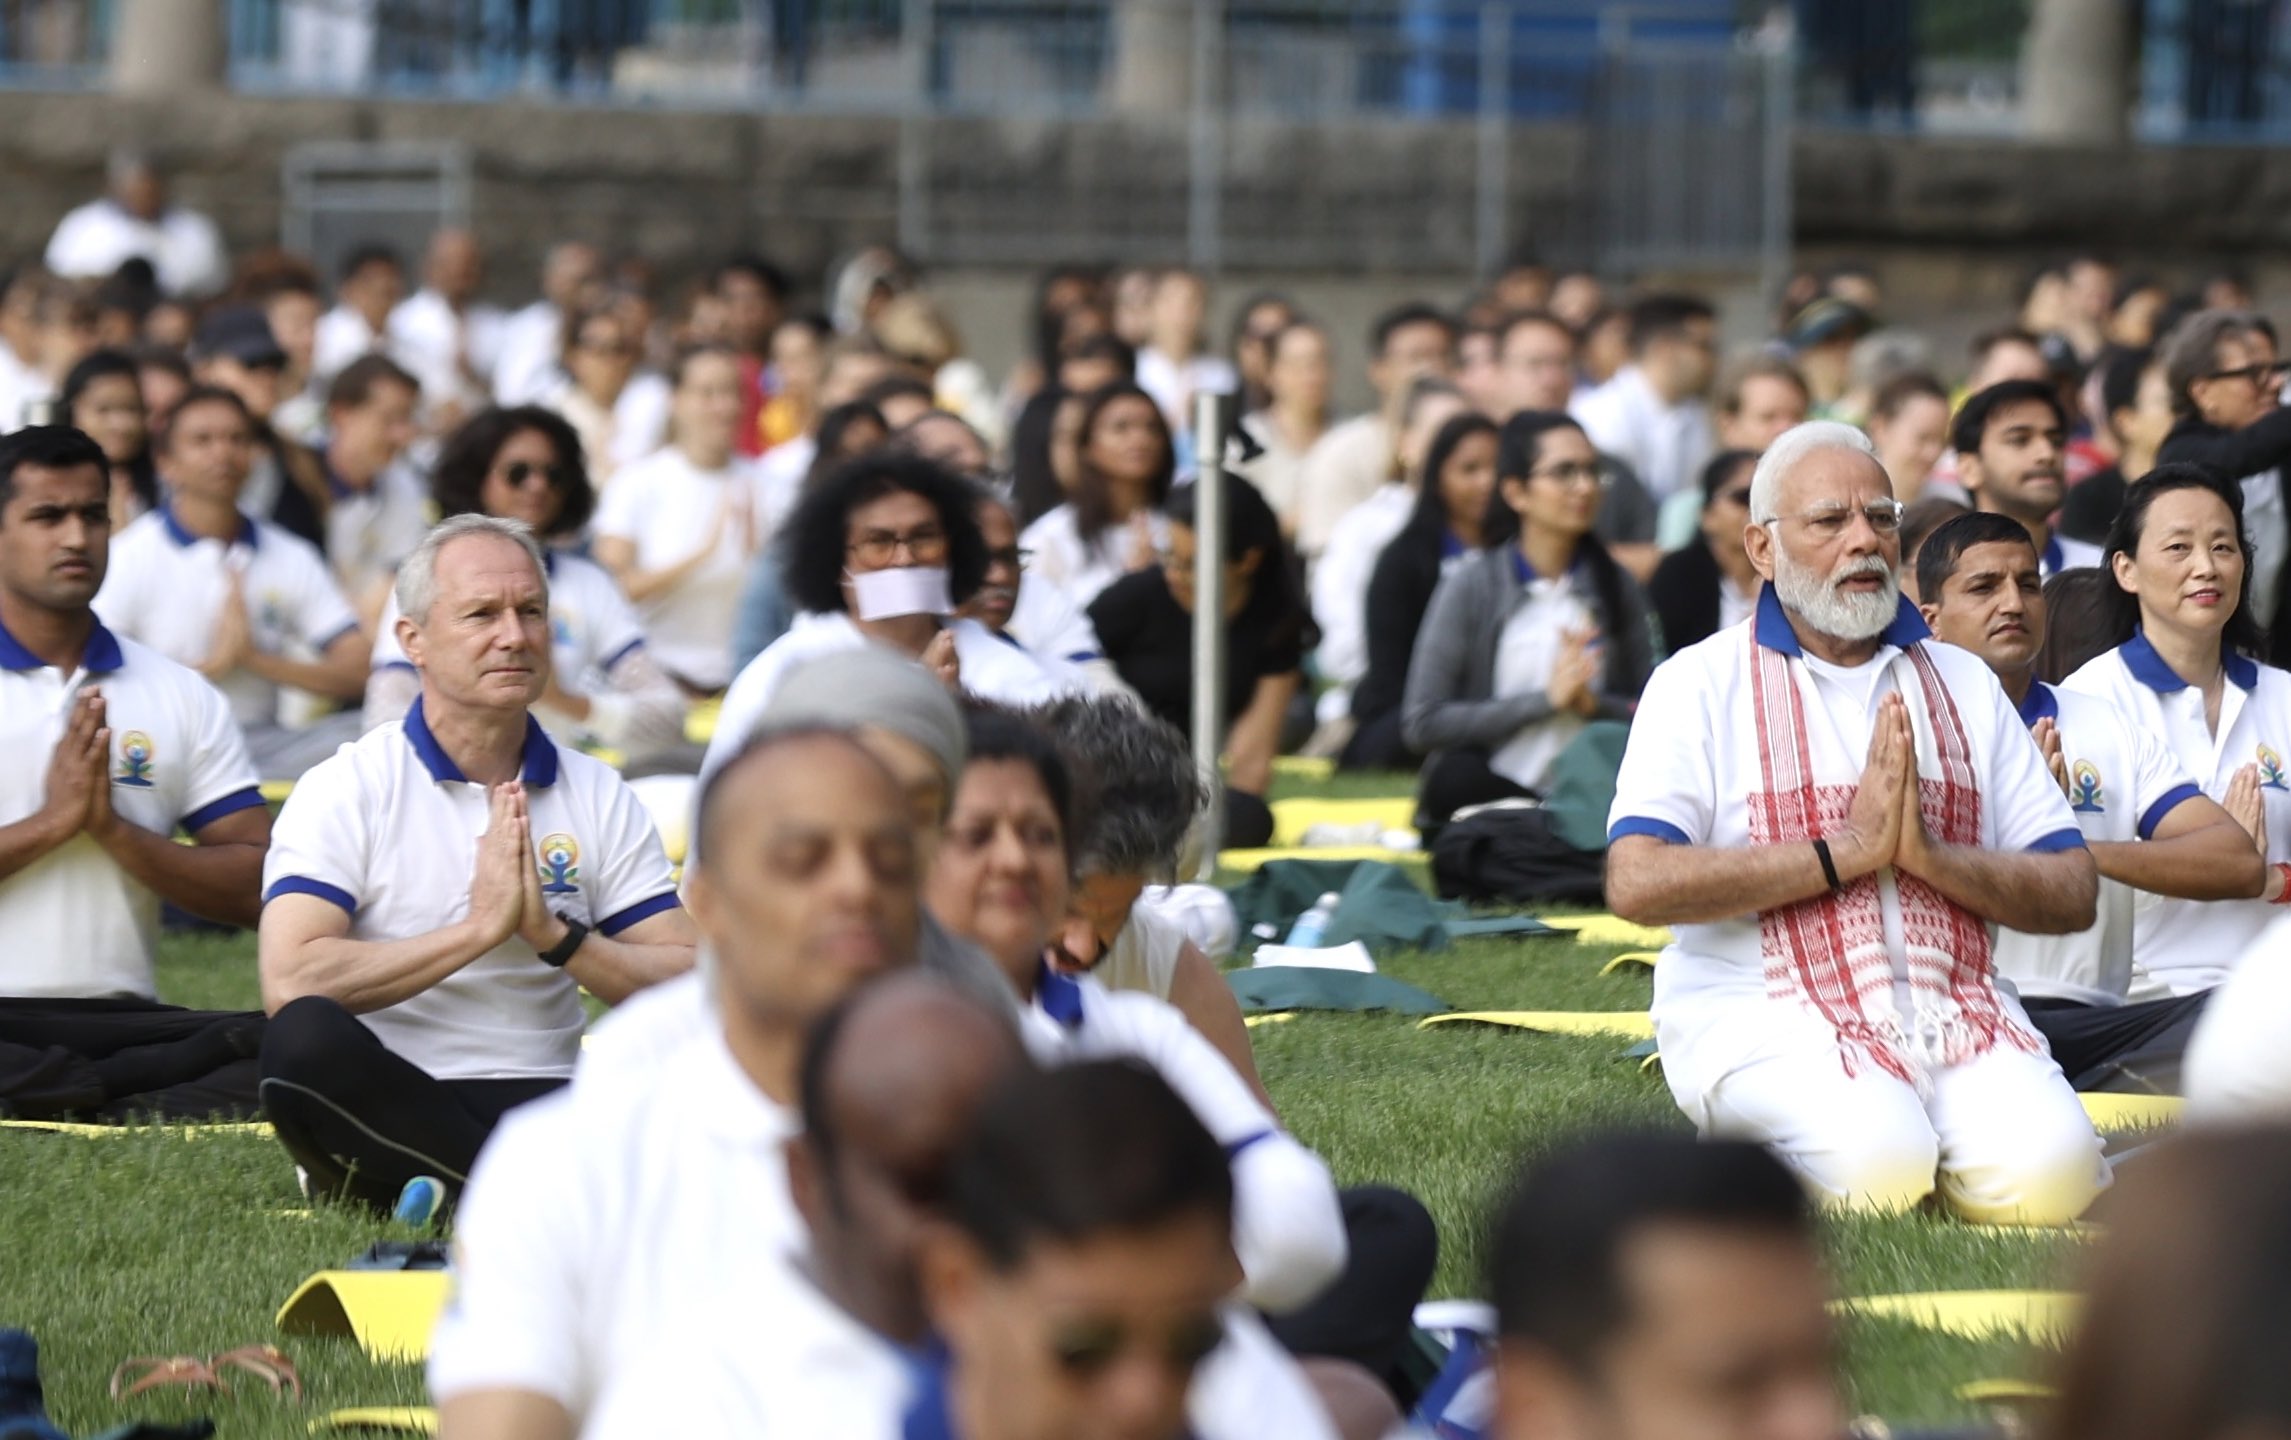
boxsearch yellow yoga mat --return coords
[2079,1093,2182,1129]
[261,780,295,804]
[1419,1011,1656,1041]
[685,699,722,745]
[277,1272,453,1363]
[1957,1379,2059,1404]
[310,1409,439,1435]
[1537,914,1675,949]
[1272,755,1335,782]
[1268,797,1416,847]
[1837,1290,2078,1345]
[1243,1012,1295,1028]
[1599,951,1662,975]
[0,1119,272,1139]
[1218,844,1417,874]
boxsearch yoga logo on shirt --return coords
[537,833,581,895]
[2069,761,2105,814]
[2261,744,2290,792]
[113,731,157,788]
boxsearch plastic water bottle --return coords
[1283,892,1343,948]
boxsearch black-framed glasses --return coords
[501,461,570,490]
[1528,460,1611,491]
[2204,361,2291,386]
[847,526,950,567]
[984,545,1034,571]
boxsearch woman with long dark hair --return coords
[61,348,158,526]
[1401,410,1654,836]
[1019,381,1175,614]
[364,405,686,763]
[1345,409,1497,771]
[2062,464,2291,993]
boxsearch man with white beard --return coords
[1602,422,2108,1224]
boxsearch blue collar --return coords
[2120,627,2259,694]
[1752,582,1930,658]
[159,504,258,550]
[0,615,123,674]
[2017,680,2059,726]
[900,1341,957,1440]
[2042,532,2064,575]
[1036,960,1086,1030]
[1510,544,1580,587]
[403,695,560,787]
[1438,528,1467,561]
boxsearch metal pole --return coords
[1474,0,1508,280]
[1758,14,1794,316]
[1186,0,1222,271]
[1190,389,1230,878]
[896,0,934,259]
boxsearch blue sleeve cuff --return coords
[2025,827,2090,854]
[600,636,645,671]
[374,660,417,675]
[264,875,357,915]
[598,890,681,936]
[181,786,266,833]
[2137,783,2206,842]
[1608,816,1691,846]
[1223,1129,1278,1161]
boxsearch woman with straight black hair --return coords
[1401,410,1654,838]
[1346,410,1499,771]
[1019,381,1175,614]
[61,348,158,526]
[2062,464,2291,995]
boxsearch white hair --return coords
[1747,420,1882,524]
[396,514,548,623]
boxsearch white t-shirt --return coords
[1570,365,1713,504]
[1087,903,1188,1002]
[313,305,395,386]
[1487,560,1593,793]
[591,447,775,691]
[388,289,507,416]
[1994,682,2207,1007]
[1005,572,1104,667]
[261,701,681,1079]
[1136,348,1238,433]
[427,1026,800,1425]
[546,374,671,487]
[368,550,647,741]
[490,301,567,408]
[324,458,432,600]
[1018,504,1169,616]
[0,622,261,999]
[44,198,227,297]
[1608,591,2084,1122]
[95,508,361,730]
[2062,635,2291,992]
[1310,483,1415,699]
[1295,413,1393,559]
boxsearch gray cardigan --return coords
[1399,545,1655,756]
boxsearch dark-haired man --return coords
[313,244,408,386]
[1570,294,1718,505]
[1297,303,1455,557]
[0,425,272,1120]
[1490,1134,1839,1440]
[1917,510,2262,1091]
[1953,379,2102,578]
[321,353,428,624]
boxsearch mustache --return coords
[1828,556,1893,585]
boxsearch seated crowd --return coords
[16,205,2291,1435]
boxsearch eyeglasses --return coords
[500,461,570,490]
[1528,460,1611,491]
[984,545,1034,571]
[1048,1311,1226,1380]
[1764,499,1906,539]
[2203,361,2291,386]
[847,525,950,567]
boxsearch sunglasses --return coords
[500,461,571,490]
[1048,1312,1225,1379]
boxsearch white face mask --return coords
[848,564,954,622]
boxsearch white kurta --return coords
[1607,587,2104,1222]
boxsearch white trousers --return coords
[2185,912,2291,1122]
[1675,1001,2108,1224]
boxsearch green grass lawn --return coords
[0,846,2076,1437]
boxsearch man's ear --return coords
[1743,517,1776,582]
[395,613,424,670]
[2110,547,2140,596]
[1918,600,1942,627]
[917,1222,988,1342]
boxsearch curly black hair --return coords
[429,405,595,539]
[777,449,990,615]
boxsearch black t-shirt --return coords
[1088,566,1306,733]
[2060,465,2125,547]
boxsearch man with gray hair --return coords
[256,514,695,1213]
[1603,421,2108,1224]
[2156,309,2291,652]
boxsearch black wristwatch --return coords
[537,916,590,969]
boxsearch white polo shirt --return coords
[2063,633,2291,993]
[428,1026,800,1426]
[591,447,777,691]
[95,507,361,730]
[1018,504,1170,616]
[325,458,432,599]
[369,550,648,738]
[261,698,681,1080]
[0,620,262,999]
[1994,682,2207,1007]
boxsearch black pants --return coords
[1226,788,1275,850]
[0,997,264,1122]
[1263,1185,1439,1406]
[2022,993,2211,1095]
[259,996,565,1212]
[1415,750,1532,845]
[1338,711,1411,773]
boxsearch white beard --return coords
[1773,547,1900,643]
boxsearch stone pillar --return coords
[111,0,226,96]
[1109,0,1193,114]
[2021,0,2132,143]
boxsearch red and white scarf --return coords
[1746,631,2040,1089]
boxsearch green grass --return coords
[0,890,2076,1436]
